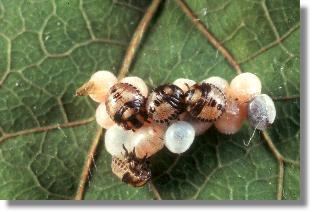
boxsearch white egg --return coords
[248,94,276,131]
[165,121,195,154]
[173,78,196,93]
[104,125,134,157]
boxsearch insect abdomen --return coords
[106,83,148,130]
[147,84,185,123]
[185,83,226,122]
[111,156,128,180]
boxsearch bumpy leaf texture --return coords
[0,0,299,200]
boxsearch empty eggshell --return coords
[89,71,118,102]
[173,78,196,93]
[104,125,134,157]
[248,94,276,131]
[202,76,229,93]
[215,93,246,134]
[120,76,149,97]
[165,121,195,154]
[95,103,115,129]
[230,72,261,103]
[127,124,166,158]
[76,70,118,103]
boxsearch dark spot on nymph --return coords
[149,107,155,113]
[154,100,160,106]
[111,87,117,93]
[210,99,217,107]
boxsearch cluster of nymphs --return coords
[76,71,276,187]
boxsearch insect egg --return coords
[75,70,117,103]
[104,125,134,157]
[173,78,196,93]
[185,83,227,122]
[164,121,195,154]
[120,76,149,97]
[214,92,246,134]
[248,94,276,131]
[127,124,166,159]
[105,82,148,130]
[146,84,185,124]
[230,72,261,104]
[95,103,114,129]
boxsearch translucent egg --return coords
[120,76,148,97]
[104,125,134,157]
[165,121,195,154]
[215,94,246,134]
[248,94,276,131]
[230,72,261,103]
[127,124,166,158]
[173,78,196,93]
[202,76,229,93]
[76,70,118,103]
[95,103,115,129]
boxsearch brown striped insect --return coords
[185,83,226,122]
[111,145,151,187]
[105,83,148,130]
[146,84,186,124]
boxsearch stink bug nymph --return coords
[185,83,227,122]
[105,82,148,130]
[111,146,151,187]
[146,84,185,124]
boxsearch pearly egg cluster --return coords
[76,70,276,187]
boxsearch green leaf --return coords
[0,0,300,200]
